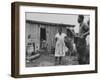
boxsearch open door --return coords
[40,28,46,49]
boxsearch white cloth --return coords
[27,45,34,56]
[55,33,67,57]
[27,39,34,55]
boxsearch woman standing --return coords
[55,27,67,65]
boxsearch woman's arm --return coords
[55,37,57,43]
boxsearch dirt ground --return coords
[26,50,79,67]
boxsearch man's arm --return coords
[82,31,89,38]
[81,23,89,38]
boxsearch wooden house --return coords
[26,20,75,52]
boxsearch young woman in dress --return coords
[55,27,67,65]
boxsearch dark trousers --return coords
[75,37,89,64]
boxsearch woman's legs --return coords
[55,57,58,65]
[55,57,62,65]
[59,57,62,64]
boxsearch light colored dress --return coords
[55,33,67,57]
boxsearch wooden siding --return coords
[26,20,74,51]
[26,23,40,51]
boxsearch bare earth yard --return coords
[26,50,79,67]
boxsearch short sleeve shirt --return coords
[55,33,66,41]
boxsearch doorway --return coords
[40,28,46,49]
[40,28,46,41]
